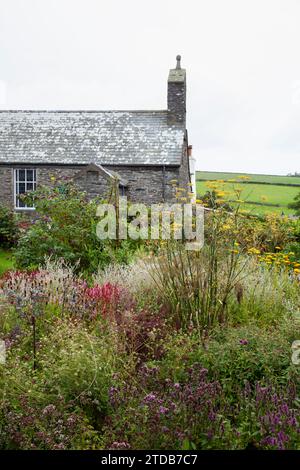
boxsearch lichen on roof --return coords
[0,110,185,166]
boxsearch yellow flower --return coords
[248,248,260,255]
[294,268,300,274]
[172,222,183,229]
[238,175,250,180]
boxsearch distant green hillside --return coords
[196,171,300,185]
[196,171,300,216]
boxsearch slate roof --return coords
[0,110,185,166]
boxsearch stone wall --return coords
[104,165,180,204]
[0,167,14,208]
[0,158,191,211]
[178,144,191,192]
[73,168,113,200]
[0,166,81,211]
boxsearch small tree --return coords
[288,192,300,216]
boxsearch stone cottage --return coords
[0,56,194,211]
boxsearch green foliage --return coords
[201,189,233,210]
[2,192,300,450]
[38,321,119,411]
[283,242,300,263]
[14,182,139,273]
[102,317,300,450]
[150,204,251,334]
[0,205,19,248]
[0,316,122,449]
[228,263,300,325]
[0,249,14,275]
[288,192,300,216]
[158,318,300,396]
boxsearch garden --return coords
[0,181,300,450]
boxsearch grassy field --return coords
[196,171,300,185]
[196,171,300,216]
[0,249,14,275]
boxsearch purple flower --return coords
[143,393,157,404]
[287,416,297,427]
[261,436,277,447]
[42,404,56,416]
[161,426,169,433]
[109,386,118,397]
[110,441,130,449]
[239,339,248,345]
[158,406,169,415]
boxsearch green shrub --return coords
[0,205,19,248]
[149,206,249,334]
[14,182,139,273]
[0,316,123,448]
[288,191,300,215]
[284,242,300,263]
[158,318,300,396]
[229,262,300,325]
[38,321,120,416]
[102,324,300,449]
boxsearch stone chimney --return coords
[167,55,186,125]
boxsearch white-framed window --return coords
[14,168,37,210]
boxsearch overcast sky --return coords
[1,0,300,175]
